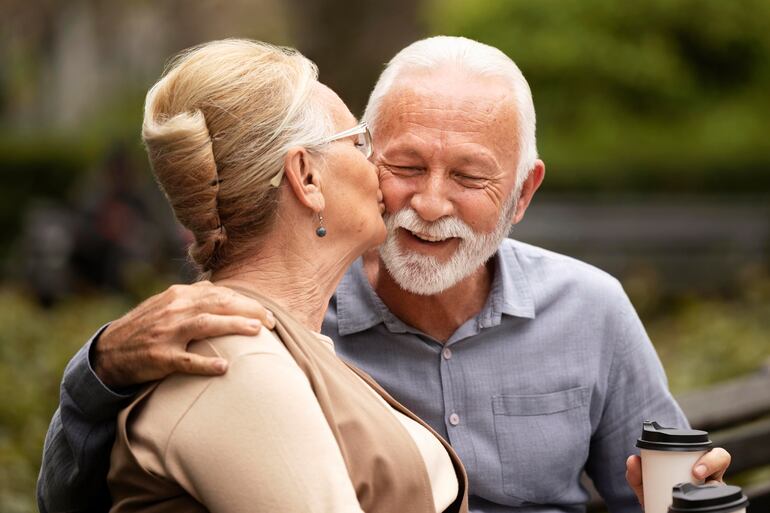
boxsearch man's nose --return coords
[410,173,453,222]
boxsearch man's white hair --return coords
[363,35,538,189]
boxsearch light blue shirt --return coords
[323,239,688,513]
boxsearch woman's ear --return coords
[283,147,325,213]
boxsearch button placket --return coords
[439,343,456,434]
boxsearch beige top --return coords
[108,328,460,512]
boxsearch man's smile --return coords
[397,227,461,258]
[410,231,452,243]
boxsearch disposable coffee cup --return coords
[636,421,713,513]
[668,483,749,513]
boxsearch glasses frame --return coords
[270,122,373,187]
[324,121,373,159]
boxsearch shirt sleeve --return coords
[37,325,137,513]
[584,296,689,513]
[161,337,365,513]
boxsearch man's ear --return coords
[511,159,545,224]
[283,147,325,213]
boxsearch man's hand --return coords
[93,281,275,388]
[625,448,732,507]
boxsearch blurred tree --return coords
[0,0,291,264]
[426,0,770,192]
[287,0,425,115]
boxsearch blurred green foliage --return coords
[0,288,130,513]
[649,288,770,394]
[0,89,148,261]
[0,138,92,259]
[425,0,770,192]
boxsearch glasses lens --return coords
[354,132,372,158]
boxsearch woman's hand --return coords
[93,281,275,388]
[625,448,732,507]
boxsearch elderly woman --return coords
[105,39,468,513]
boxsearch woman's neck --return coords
[212,236,358,332]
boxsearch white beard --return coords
[379,194,517,295]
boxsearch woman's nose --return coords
[371,161,383,182]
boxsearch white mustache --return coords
[385,208,475,240]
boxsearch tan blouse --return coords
[108,292,468,513]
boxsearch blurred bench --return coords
[587,361,770,512]
[514,196,770,294]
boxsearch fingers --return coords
[93,281,276,388]
[626,455,642,485]
[186,283,276,329]
[694,447,731,482]
[625,455,644,507]
[171,351,229,376]
[176,314,265,342]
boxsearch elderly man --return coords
[38,37,729,513]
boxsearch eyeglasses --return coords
[269,122,373,187]
[326,122,373,159]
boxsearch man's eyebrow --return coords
[453,152,498,169]
[381,146,423,160]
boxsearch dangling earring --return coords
[315,212,327,237]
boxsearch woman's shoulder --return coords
[136,328,300,424]
[188,328,292,362]
[121,329,305,475]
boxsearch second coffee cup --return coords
[636,420,713,513]
[669,483,748,513]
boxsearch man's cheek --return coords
[378,177,410,212]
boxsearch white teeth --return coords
[412,231,447,242]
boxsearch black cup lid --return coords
[668,483,749,512]
[636,421,712,451]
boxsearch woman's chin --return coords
[359,224,387,254]
[373,221,387,246]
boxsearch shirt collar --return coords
[335,240,536,337]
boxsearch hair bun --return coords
[190,223,228,270]
[142,106,226,270]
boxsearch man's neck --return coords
[363,251,494,343]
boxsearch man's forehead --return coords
[373,71,520,162]
[376,72,515,129]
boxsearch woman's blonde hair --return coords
[142,39,332,276]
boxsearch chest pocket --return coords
[492,386,591,504]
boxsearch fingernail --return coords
[266,310,275,327]
[248,319,262,330]
[694,465,707,478]
[214,359,228,373]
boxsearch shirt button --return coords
[442,348,453,360]
[449,413,460,426]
